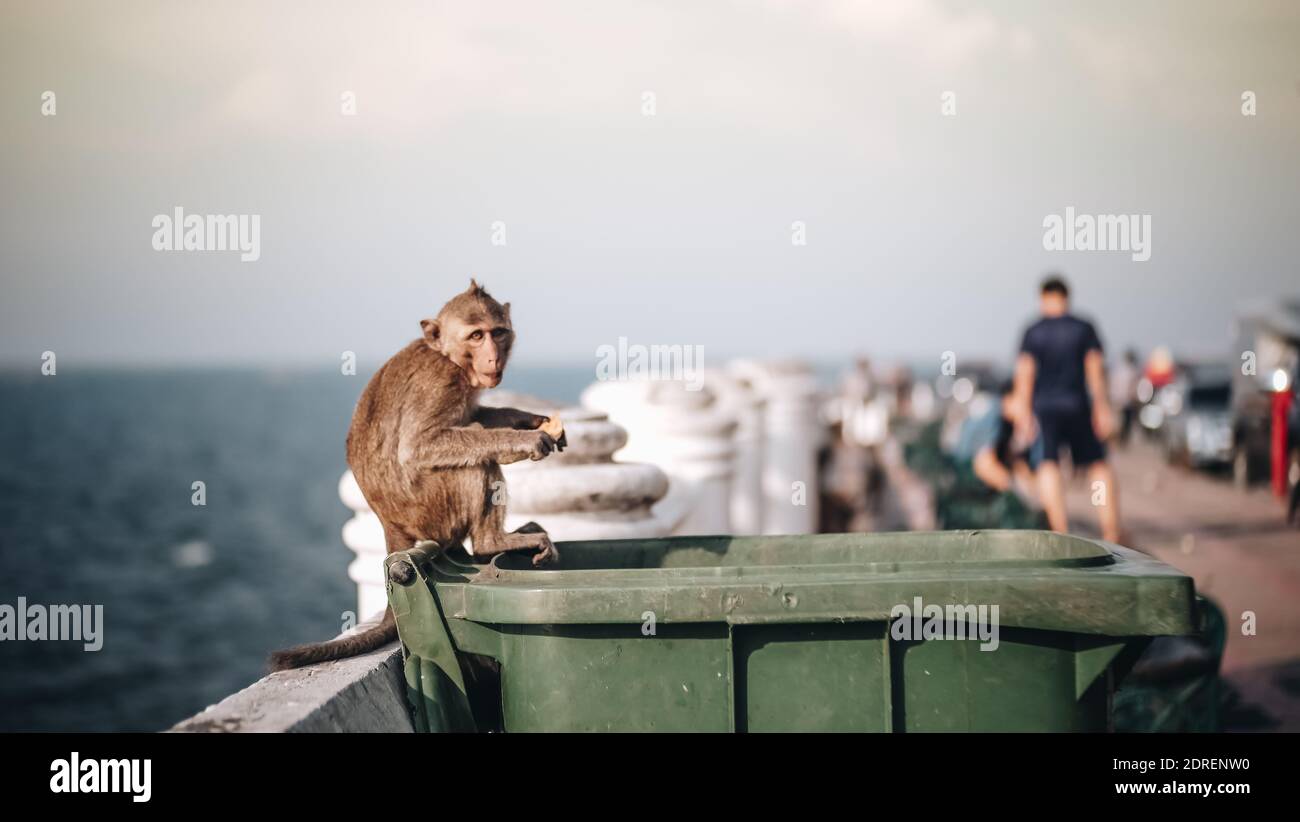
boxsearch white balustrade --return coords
[581,379,737,536]
[706,369,766,535]
[728,360,824,535]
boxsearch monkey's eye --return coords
[469,330,484,342]
[491,328,509,339]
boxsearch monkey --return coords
[269,280,564,671]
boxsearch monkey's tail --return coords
[268,608,398,672]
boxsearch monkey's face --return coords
[422,281,516,388]
[435,311,514,389]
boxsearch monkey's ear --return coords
[420,318,441,349]
[468,278,481,293]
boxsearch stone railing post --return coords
[339,470,387,620]
[729,360,824,535]
[708,369,765,535]
[581,379,736,536]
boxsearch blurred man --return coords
[1012,275,1123,542]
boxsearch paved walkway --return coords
[1062,440,1300,730]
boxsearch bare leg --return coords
[1011,460,1039,505]
[1036,461,1069,533]
[1086,461,1122,543]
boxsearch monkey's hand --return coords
[520,430,558,461]
[516,413,567,452]
[515,521,559,566]
[532,532,558,566]
[540,415,567,452]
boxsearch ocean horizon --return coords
[0,365,603,731]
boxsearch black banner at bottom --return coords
[1,731,1289,809]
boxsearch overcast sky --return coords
[2,1,1298,370]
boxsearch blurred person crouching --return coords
[955,380,1039,501]
[941,380,1043,529]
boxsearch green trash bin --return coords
[1113,596,1226,733]
[385,530,1195,732]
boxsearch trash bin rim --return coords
[400,532,1196,638]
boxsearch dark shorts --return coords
[1033,408,1106,466]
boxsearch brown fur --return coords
[269,280,562,672]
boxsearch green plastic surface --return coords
[387,530,1196,732]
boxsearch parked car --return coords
[1162,363,1234,469]
[1230,300,1300,488]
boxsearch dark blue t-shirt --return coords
[1020,314,1103,414]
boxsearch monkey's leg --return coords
[383,524,413,555]
[473,525,558,566]
[469,505,558,566]
[447,464,558,565]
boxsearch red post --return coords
[1272,385,1292,498]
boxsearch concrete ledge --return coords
[171,626,412,733]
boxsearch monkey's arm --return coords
[473,406,566,453]
[398,424,554,469]
[473,405,548,430]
